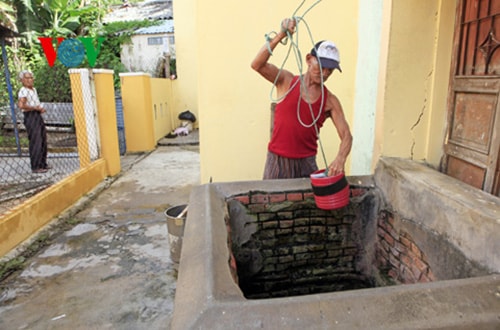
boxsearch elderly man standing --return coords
[18,70,50,174]
[251,18,352,180]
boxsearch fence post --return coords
[68,69,99,167]
[93,69,121,176]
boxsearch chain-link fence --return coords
[1,101,83,215]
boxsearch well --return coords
[171,157,500,329]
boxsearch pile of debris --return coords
[166,110,196,138]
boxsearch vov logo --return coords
[39,37,105,68]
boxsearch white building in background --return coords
[103,0,175,77]
[120,20,175,77]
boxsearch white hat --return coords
[311,40,342,72]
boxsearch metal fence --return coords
[0,101,90,216]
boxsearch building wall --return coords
[379,0,455,168]
[171,0,199,127]
[351,0,385,175]
[175,0,358,182]
[173,0,457,182]
[121,33,173,75]
[427,0,457,167]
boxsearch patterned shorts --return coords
[263,151,318,179]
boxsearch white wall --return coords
[121,33,174,75]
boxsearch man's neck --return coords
[300,74,323,103]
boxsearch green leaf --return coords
[0,2,14,12]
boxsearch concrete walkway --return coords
[0,131,200,329]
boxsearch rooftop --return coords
[134,20,174,34]
[103,0,173,23]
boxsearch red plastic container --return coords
[310,169,350,210]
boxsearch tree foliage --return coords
[93,19,159,88]
[34,61,72,102]
[0,0,16,29]
[0,45,22,109]
[1,0,164,102]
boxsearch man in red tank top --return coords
[251,18,352,179]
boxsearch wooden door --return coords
[443,0,500,196]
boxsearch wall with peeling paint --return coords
[378,0,455,168]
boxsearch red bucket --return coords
[310,169,350,210]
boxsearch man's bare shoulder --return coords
[325,90,342,113]
[276,70,296,96]
[277,69,295,86]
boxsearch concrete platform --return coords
[171,158,500,329]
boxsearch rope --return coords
[266,0,329,171]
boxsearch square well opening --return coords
[171,158,500,329]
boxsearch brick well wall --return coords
[376,211,435,284]
[227,188,376,299]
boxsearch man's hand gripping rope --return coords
[265,17,297,56]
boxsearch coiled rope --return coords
[265,0,330,172]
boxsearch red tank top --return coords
[268,76,329,158]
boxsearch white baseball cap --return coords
[311,40,342,72]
